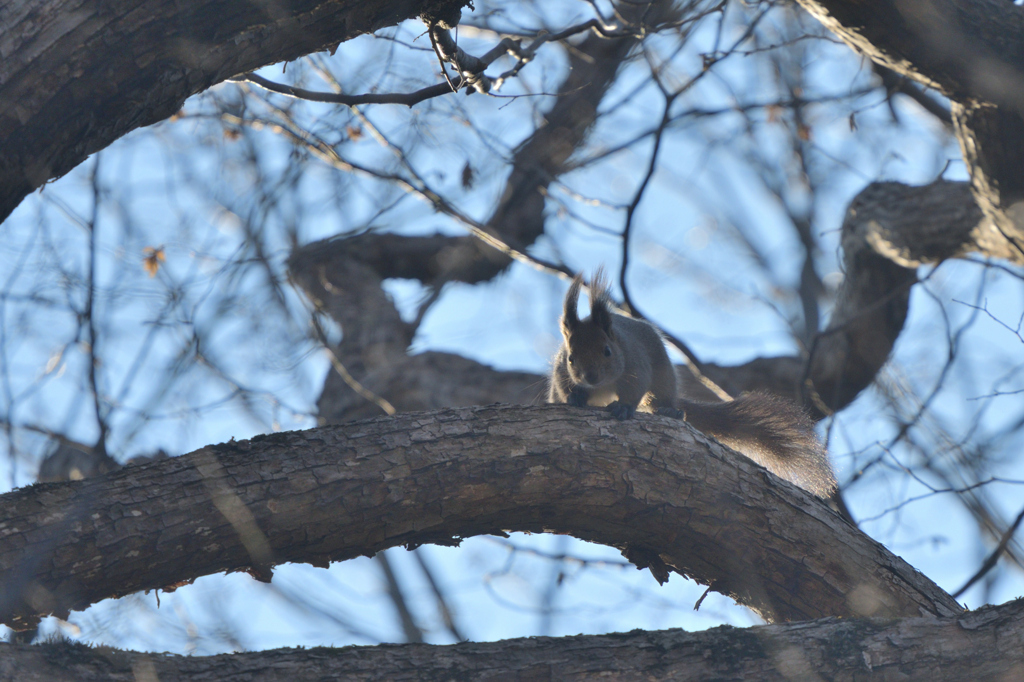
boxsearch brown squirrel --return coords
[549,270,836,498]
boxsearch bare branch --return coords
[0,405,961,630]
[4,600,1022,680]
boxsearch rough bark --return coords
[0,0,456,222]
[0,405,961,631]
[3,599,1021,680]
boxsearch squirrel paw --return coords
[567,387,590,407]
[607,401,635,420]
[655,406,683,419]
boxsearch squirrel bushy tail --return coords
[673,391,836,498]
[549,269,835,498]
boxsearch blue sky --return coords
[2,0,1022,652]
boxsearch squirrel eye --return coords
[568,354,575,365]
[603,345,612,357]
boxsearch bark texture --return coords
[0,0,454,222]
[0,405,960,631]
[3,599,1021,681]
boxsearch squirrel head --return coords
[560,269,624,388]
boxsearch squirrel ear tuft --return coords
[589,268,613,332]
[561,274,583,335]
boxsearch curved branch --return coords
[236,71,469,107]
[0,405,961,631]
[0,0,452,222]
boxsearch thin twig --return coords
[953,504,1024,599]
[376,552,423,643]
[611,75,729,399]
[86,154,109,458]
[309,311,396,416]
[223,113,573,282]
[413,548,466,642]
[233,15,640,108]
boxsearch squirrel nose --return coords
[585,371,598,384]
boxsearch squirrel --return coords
[548,270,837,498]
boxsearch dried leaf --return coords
[142,246,166,277]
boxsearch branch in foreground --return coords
[6,599,1023,680]
[0,405,960,630]
[0,0,446,223]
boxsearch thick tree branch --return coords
[792,0,1024,261]
[0,0,457,222]
[6,596,1021,680]
[0,405,960,631]
[793,0,1024,105]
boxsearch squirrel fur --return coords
[549,270,836,498]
